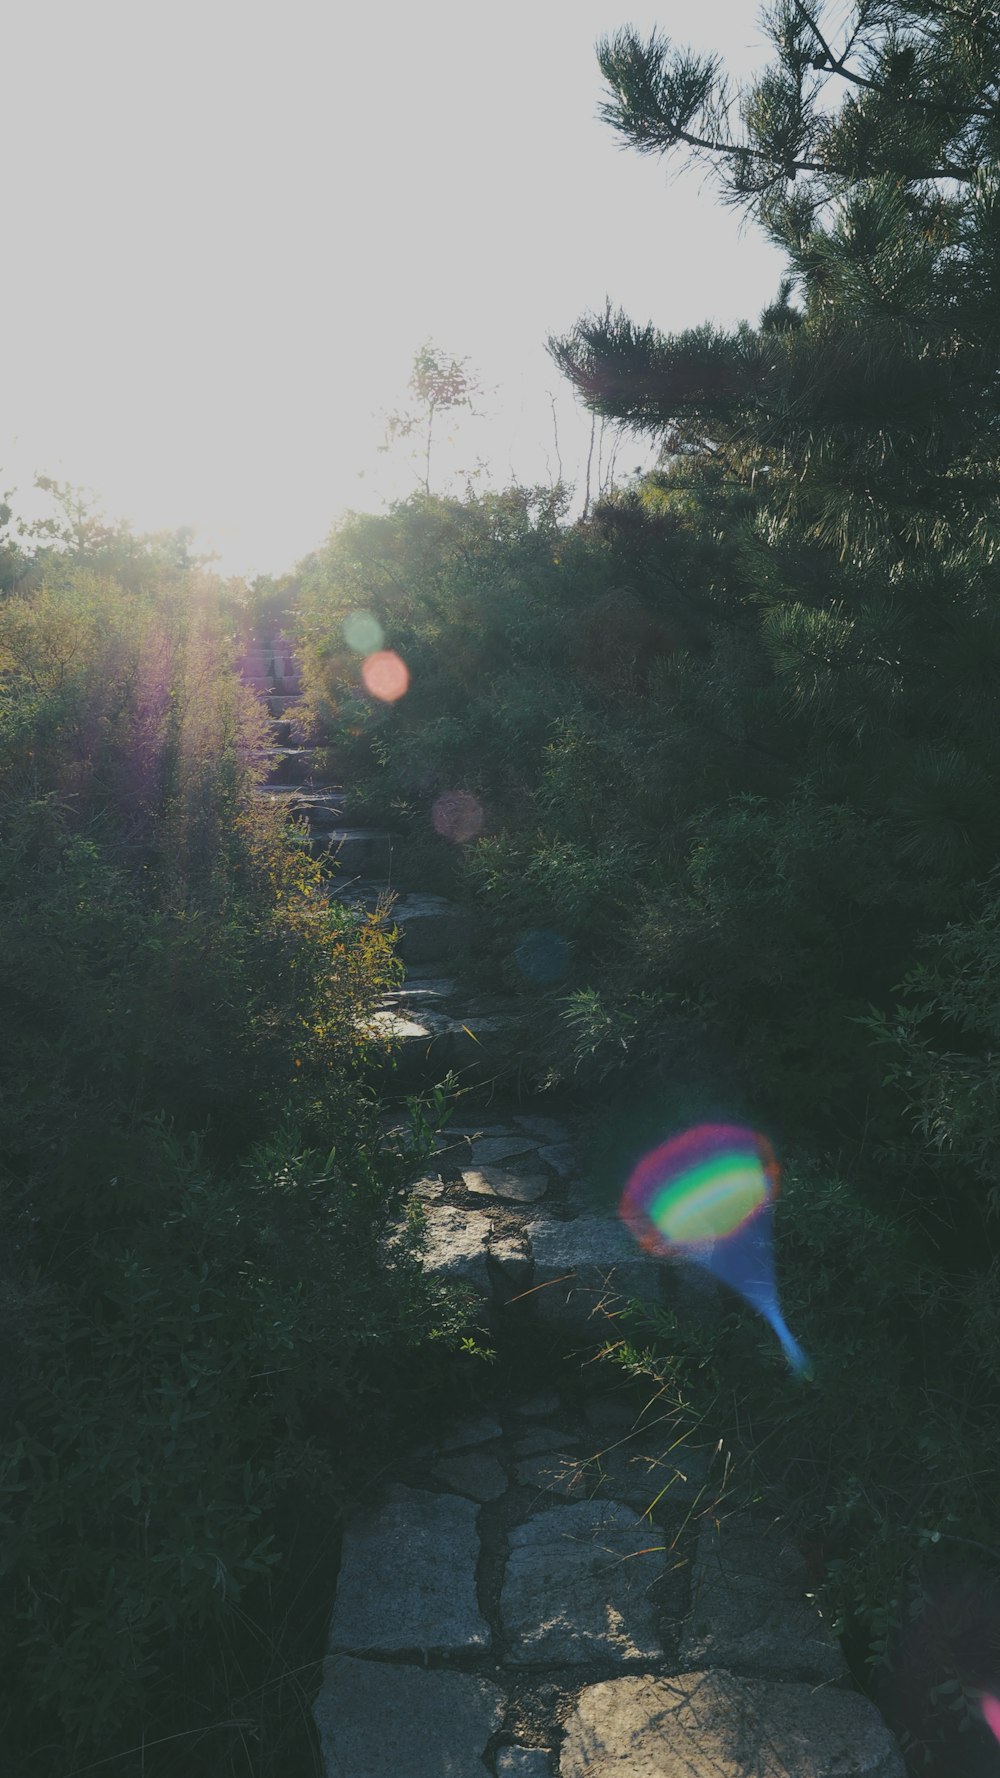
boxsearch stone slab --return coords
[329,1487,488,1655]
[440,1414,503,1450]
[515,1453,589,1499]
[392,894,474,963]
[381,979,461,1008]
[471,1136,539,1166]
[376,1013,508,1083]
[558,1670,905,1777]
[583,1394,643,1439]
[490,1232,534,1294]
[446,1122,518,1136]
[680,1511,847,1683]
[536,1143,576,1177]
[314,1656,504,1778]
[313,828,397,875]
[462,1166,550,1203]
[497,1748,553,1777]
[515,1442,706,1515]
[432,1451,508,1501]
[527,1218,663,1325]
[501,1500,664,1666]
[418,1204,493,1293]
[515,1115,572,1143]
[588,1441,714,1514]
[514,1429,568,1457]
[411,1175,445,1202]
[518,1391,562,1418]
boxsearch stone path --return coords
[238,627,906,1777]
[311,1386,903,1777]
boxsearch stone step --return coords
[377,976,462,1013]
[268,716,310,746]
[386,892,474,964]
[312,1394,905,1778]
[254,788,346,828]
[267,693,302,717]
[310,828,399,877]
[387,1117,725,1332]
[365,1006,513,1090]
[253,746,319,786]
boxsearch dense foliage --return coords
[294,5,1000,1767]
[0,511,468,1774]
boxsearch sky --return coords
[2,1,786,577]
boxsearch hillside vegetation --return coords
[4,3,1000,1772]
[290,4,1000,1766]
[0,501,470,1775]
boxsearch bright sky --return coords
[3,1,784,577]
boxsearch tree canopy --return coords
[552,1,1000,559]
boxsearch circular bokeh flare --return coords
[343,609,384,654]
[361,649,409,702]
[432,790,484,844]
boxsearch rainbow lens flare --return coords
[620,1123,811,1377]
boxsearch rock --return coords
[328,1488,488,1655]
[490,1231,534,1294]
[390,893,474,964]
[583,1394,643,1439]
[513,1429,567,1457]
[369,1009,438,1042]
[515,1453,588,1499]
[411,1175,445,1202]
[462,1166,550,1203]
[369,1009,509,1087]
[518,1390,562,1418]
[418,1205,493,1293]
[501,1500,664,1666]
[432,1451,508,1501]
[496,1747,553,1776]
[381,977,460,1008]
[680,1511,847,1683]
[313,1657,504,1778]
[588,1441,714,1514]
[515,1115,571,1143]
[527,1218,662,1326]
[470,1136,539,1166]
[440,1414,503,1450]
[558,1670,905,1777]
[312,827,397,876]
[447,1123,516,1136]
[536,1143,576,1177]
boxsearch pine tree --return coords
[546,2,1000,1139]
[552,3,1000,557]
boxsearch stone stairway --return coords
[238,626,906,1778]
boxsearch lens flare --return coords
[620,1123,811,1376]
[343,610,384,654]
[983,1694,1000,1743]
[514,929,570,984]
[432,790,484,844]
[361,650,409,702]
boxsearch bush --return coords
[0,542,468,1770]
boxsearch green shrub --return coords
[0,544,466,1770]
